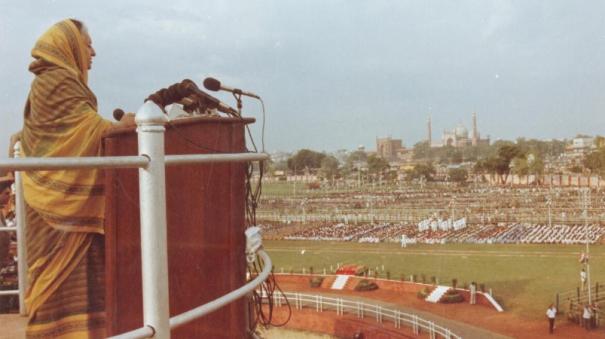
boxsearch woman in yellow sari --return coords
[21,19,134,338]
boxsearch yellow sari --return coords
[22,19,112,339]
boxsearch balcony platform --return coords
[0,314,26,338]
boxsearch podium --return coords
[103,116,254,338]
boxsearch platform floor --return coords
[0,314,26,339]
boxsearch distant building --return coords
[428,112,490,148]
[376,137,405,161]
[442,124,470,147]
[564,136,596,159]
[571,136,595,152]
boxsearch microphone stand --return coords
[233,92,243,116]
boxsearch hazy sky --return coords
[1,1,605,154]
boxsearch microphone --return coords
[191,89,239,116]
[113,108,125,121]
[145,79,239,116]
[203,77,260,99]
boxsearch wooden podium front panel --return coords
[103,117,253,338]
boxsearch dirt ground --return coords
[274,276,605,339]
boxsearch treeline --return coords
[280,149,390,180]
[412,138,567,164]
[269,136,604,184]
[583,136,605,175]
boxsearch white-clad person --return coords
[546,304,556,334]
[583,304,592,330]
[469,282,477,305]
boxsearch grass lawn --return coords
[264,240,605,320]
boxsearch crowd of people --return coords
[259,183,605,245]
[0,175,18,313]
[266,221,605,244]
[260,185,605,227]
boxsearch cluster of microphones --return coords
[113,77,260,121]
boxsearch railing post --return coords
[414,315,419,335]
[295,293,300,309]
[13,141,28,316]
[136,101,170,338]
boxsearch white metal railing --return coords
[110,249,273,339]
[263,292,460,339]
[0,100,270,339]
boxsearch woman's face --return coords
[82,29,95,70]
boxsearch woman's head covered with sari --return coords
[30,19,93,84]
[22,19,111,234]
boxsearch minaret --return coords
[472,112,478,146]
[427,116,432,147]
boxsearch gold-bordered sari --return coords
[22,19,112,339]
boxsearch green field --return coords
[264,240,605,320]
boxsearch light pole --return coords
[450,196,456,223]
[546,192,552,228]
[293,165,297,196]
[582,188,592,304]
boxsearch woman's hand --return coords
[110,113,136,129]
[118,113,136,126]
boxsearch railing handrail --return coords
[265,291,461,339]
[559,284,604,301]
[165,153,268,165]
[108,250,273,339]
[0,155,149,171]
[0,153,270,172]
[170,249,272,328]
[0,290,19,296]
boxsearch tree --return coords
[527,154,544,175]
[406,163,435,181]
[511,157,529,176]
[584,149,605,175]
[450,150,463,164]
[367,155,389,174]
[448,168,468,184]
[287,149,326,173]
[595,136,605,149]
[345,150,368,167]
[343,150,368,177]
[319,156,340,179]
[569,165,583,173]
[482,144,524,184]
[473,159,487,174]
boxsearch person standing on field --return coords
[546,304,556,334]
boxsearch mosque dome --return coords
[455,124,468,139]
